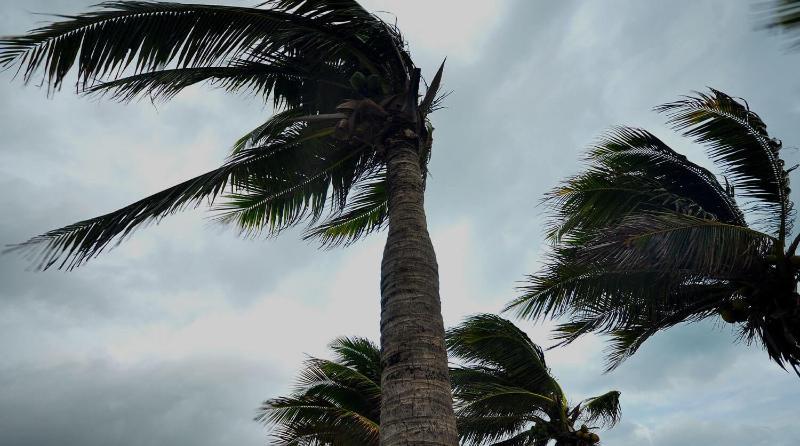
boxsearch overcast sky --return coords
[1,1,800,445]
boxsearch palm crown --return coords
[0,0,444,270]
[447,314,621,446]
[257,336,382,445]
[507,89,800,375]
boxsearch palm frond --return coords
[545,127,745,242]
[578,391,621,428]
[84,58,349,105]
[656,89,793,238]
[3,140,305,270]
[304,176,387,247]
[213,137,377,237]
[446,314,558,395]
[581,212,775,277]
[257,334,381,446]
[328,336,382,386]
[456,414,533,446]
[0,1,407,93]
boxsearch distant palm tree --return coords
[507,89,800,375]
[0,1,456,443]
[258,337,381,445]
[447,314,622,446]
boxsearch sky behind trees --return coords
[1,1,799,445]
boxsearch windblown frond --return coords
[257,336,381,446]
[579,391,621,428]
[4,140,306,270]
[305,177,387,247]
[656,89,792,238]
[546,126,745,243]
[0,1,406,92]
[448,314,621,446]
[446,314,557,394]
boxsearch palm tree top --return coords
[508,89,800,375]
[0,0,447,270]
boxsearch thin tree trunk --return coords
[379,133,458,446]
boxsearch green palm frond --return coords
[257,336,381,446]
[327,336,382,386]
[446,314,557,395]
[456,414,534,446]
[656,89,793,238]
[581,212,775,276]
[452,382,555,419]
[84,58,347,104]
[0,1,403,92]
[578,391,621,428]
[3,139,307,270]
[546,126,745,242]
[304,176,388,247]
[448,315,621,446]
[213,136,378,237]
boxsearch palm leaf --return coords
[446,314,558,395]
[578,391,621,428]
[3,139,307,270]
[546,127,745,242]
[84,58,348,104]
[0,1,402,92]
[257,335,381,446]
[304,176,388,247]
[655,89,793,238]
[581,212,775,277]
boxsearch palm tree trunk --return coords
[379,133,458,446]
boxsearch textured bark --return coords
[379,134,458,446]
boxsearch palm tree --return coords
[257,336,381,445]
[447,314,622,446]
[0,1,457,443]
[506,89,800,375]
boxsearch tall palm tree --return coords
[447,314,622,446]
[506,89,800,375]
[0,1,456,443]
[257,336,381,445]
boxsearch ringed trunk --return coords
[379,133,458,446]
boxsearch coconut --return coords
[719,308,736,323]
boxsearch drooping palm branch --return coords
[447,314,622,446]
[257,336,382,446]
[508,89,800,375]
[0,0,446,269]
